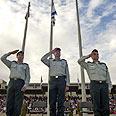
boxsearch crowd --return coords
[0,95,116,114]
[109,96,116,114]
[0,96,6,113]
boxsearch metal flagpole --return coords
[47,0,54,116]
[75,0,87,105]
[50,0,54,54]
[22,2,31,52]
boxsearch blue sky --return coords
[0,0,116,84]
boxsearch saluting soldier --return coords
[1,50,30,116]
[41,48,70,116]
[78,49,112,116]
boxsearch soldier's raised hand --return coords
[51,48,57,54]
[89,52,94,58]
[10,50,19,55]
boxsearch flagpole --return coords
[22,2,30,52]
[75,0,87,103]
[47,0,54,116]
[50,0,54,54]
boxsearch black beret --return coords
[17,51,24,56]
[92,49,98,53]
[56,48,61,51]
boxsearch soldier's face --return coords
[91,52,99,60]
[17,53,24,61]
[54,50,61,57]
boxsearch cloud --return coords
[86,0,104,18]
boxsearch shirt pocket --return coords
[11,64,17,69]
[99,66,107,76]
[61,62,65,68]
[23,65,27,70]
[10,64,17,72]
[89,65,96,74]
[50,62,56,69]
[20,65,27,71]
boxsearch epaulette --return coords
[100,62,108,69]
[62,59,67,63]
[62,59,66,61]
[23,63,28,65]
[100,62,106,65]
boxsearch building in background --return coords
[0,79,116,97]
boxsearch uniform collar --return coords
[53,59,62,61]
[92,61,100,64]
[14,61,24,64]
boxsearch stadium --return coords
[0,79,116,116]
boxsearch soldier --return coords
[41,48,70,116]
[78,49,112,116]
[1,50,30,116]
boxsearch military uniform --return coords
[41,52,70,116]
[78,55,112,116]
[1,52,30,116]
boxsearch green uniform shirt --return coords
[41,52,70,86]
[78,55,112,90]
[1,52,30,87]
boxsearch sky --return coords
[0,0,116,85]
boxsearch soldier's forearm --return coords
[1,53,12,68]
[78,55,90,63]
[41,52,51,61]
